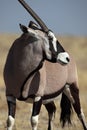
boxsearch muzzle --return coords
[57,52,70,64]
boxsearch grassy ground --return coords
[0,34,87,130]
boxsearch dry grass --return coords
[0,34,87,130]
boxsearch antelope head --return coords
[18,0,70,64]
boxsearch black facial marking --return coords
[48,38,64,62]
[56,40,65,53]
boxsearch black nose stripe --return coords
[66,57,70,62]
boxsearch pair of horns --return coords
[18,0,49,33]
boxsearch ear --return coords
[19,23,39,38]
[28,21,38,28]
[19,24,28,33]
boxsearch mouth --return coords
[58,59,69,65]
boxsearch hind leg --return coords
[44,101,56,130]
[70,83,87,130]
[6,96,16,130]
[63,84,75,104]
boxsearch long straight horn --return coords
[18,0,49,33]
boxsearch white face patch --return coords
[57,52,70,64]
[48,31,57,52]
[43,37,52,60]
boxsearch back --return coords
[4,33,43,98]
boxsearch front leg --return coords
[45,101,56,130]
[6,96,16,130]
[31,96,42,130]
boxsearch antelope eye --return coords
[49,36,53,41]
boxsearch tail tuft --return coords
[60,93,73,127]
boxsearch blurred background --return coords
[0,0,87,130]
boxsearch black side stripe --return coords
[42,87,65,101]
[18,59,44,100]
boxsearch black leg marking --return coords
[45,101,56,130]
[7,101,16,118]
[70,84,87,130]
[32,97,42,116]
[31,97,42,130]
[7,96,16,130]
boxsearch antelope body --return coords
[19,55,76,101]
[3,0,87,130]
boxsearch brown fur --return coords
[21,54,78,100]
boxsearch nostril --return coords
[66,57,70,62]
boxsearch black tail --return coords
[60,93,73,127]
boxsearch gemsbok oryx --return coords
[3,0,87,130]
